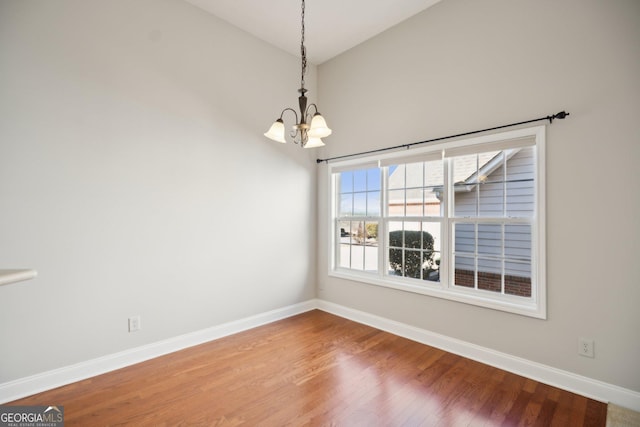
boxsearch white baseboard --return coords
[2,298,639,412]
[316,300,640,412]
[0,300,316,404]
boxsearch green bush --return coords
[389,230,435,279]
[365,223,378,239]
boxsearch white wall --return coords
[317,0,640,393]
[0,0,317,382]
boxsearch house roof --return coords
[387,150,508,204]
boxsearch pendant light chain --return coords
[300,0,307,90]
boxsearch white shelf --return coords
[0,269,38,286]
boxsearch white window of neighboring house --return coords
[328,126,546,318]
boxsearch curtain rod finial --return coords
[549,111,570,123]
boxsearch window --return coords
[336,166,381,273]
[329,126,546,318]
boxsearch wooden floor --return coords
[9,310,606,426]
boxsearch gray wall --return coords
[0,0,318,382]
[317,0,640,392]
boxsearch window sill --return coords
[329,269,546,319]
[0,269,38,287]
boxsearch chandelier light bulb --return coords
[308,113,332,138]
[264,119,286,143]
[304,137,325,148]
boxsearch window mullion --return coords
[443,156,451,289]
[380,167,388,278]
[501,222,506,294]
[334,173,343,271]
[474,221,479,290]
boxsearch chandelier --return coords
[264,0,332,148]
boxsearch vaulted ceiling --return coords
[183,0,442,64]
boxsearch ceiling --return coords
[183,0,442,64]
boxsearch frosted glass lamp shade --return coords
[308,113,332,138]
[304,137,325,148]
[264,119,286,143]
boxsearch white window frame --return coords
[328,126,546,319]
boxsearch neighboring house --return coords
[387,146,534,296]
[450,147,534,297]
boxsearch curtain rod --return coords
[316,110,570,164]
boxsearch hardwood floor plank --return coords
[7,310,607,426]
[584,398,608,427]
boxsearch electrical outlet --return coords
[128,315,141,333]
[578,338,594,358]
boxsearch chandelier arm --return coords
[278,107,303,145]
[291,131,306,146]
[305,103,319,121]
[279,107,299,124]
